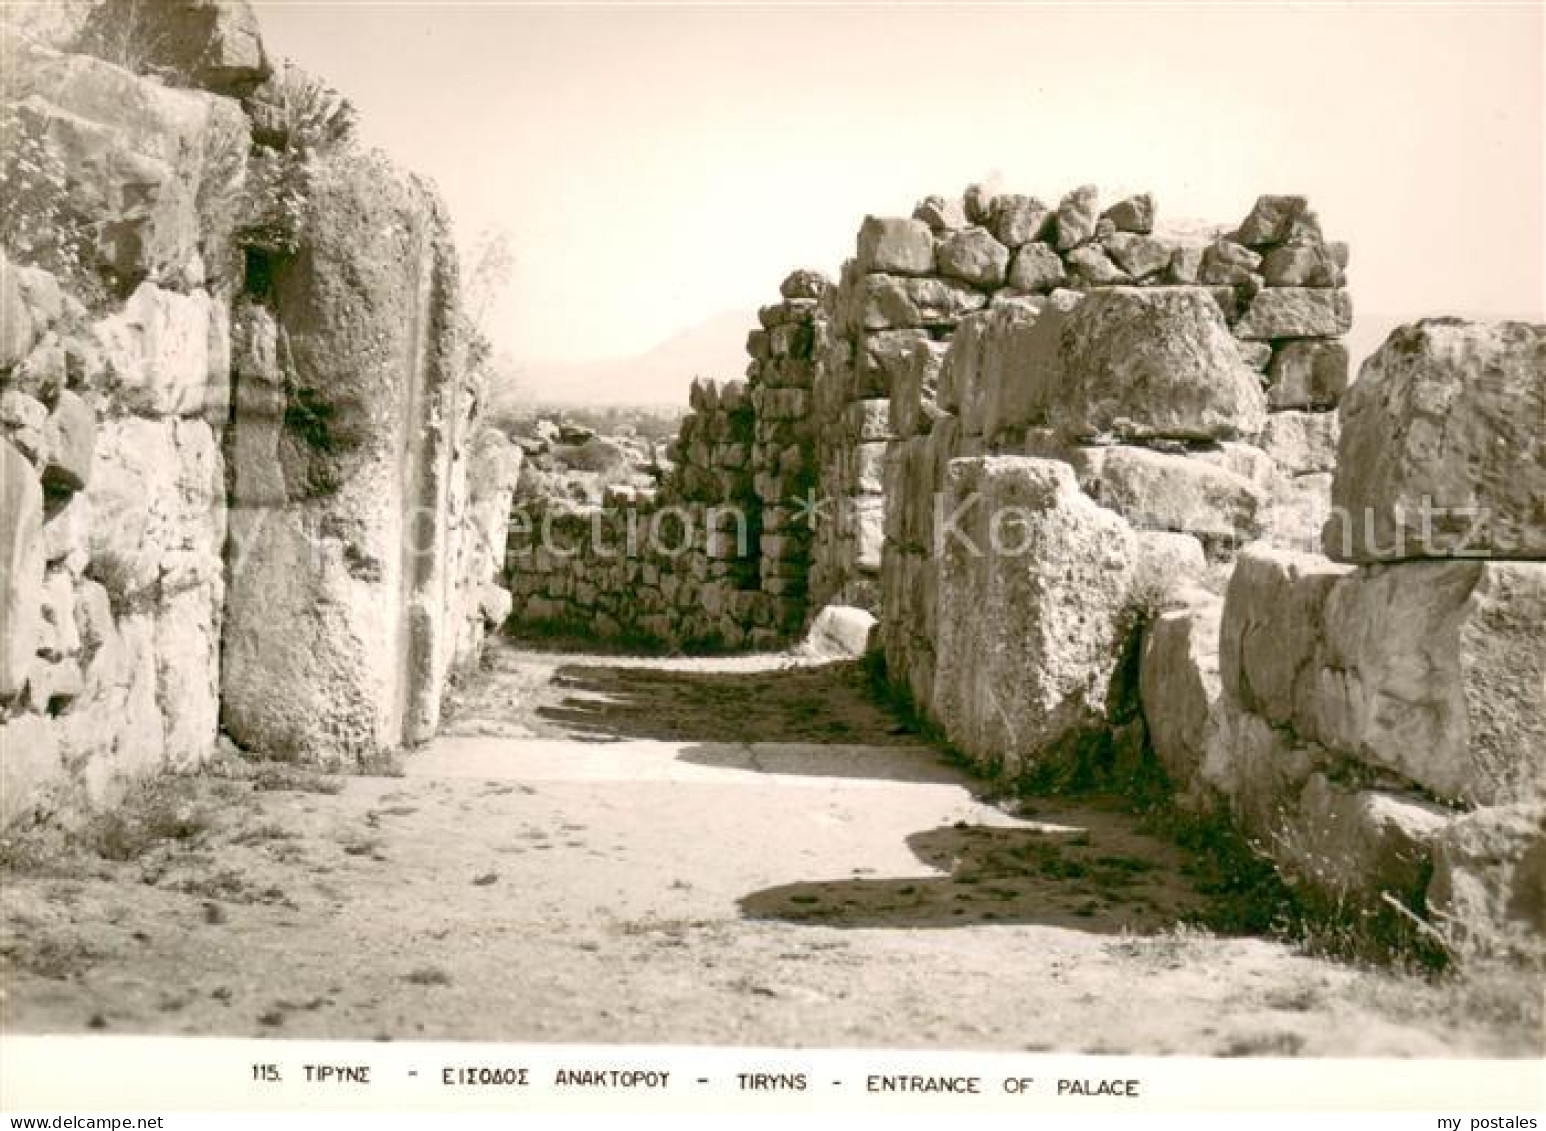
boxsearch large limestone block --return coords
[10,48,250,286]
[2,441,46,697]
[990,195,1050,248]
[1234,288,1353,340]
[855,217,935,276]
[935,227,1009,290]
[78,0,270,96]
[1235,195,1323,248]
[1054,184,1100,250]
[93,284,225,417]
[1071,445,1266,552]
[1049,287,1267,443]
[1311,561,1546,806]
[85,417,224,605]
[857,274,986,330]
[971,290,1082,442]
[1327,319,1545,563]
[1140,594,1224,793]
[40,389,95,493]
[1427,804,1546,948]
[223,149,463,762]
[1219,545,1353,728]
[858,329,929,398]
[932,456,1137,775]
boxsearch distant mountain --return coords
[511,310,755,408]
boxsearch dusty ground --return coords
[0,640,1539,1054]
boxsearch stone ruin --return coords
[501,184,1543,958]
[0,1,1539,965]
[0,1,519,818]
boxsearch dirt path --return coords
[0,641,1537,1054]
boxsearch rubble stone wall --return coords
[503,275,820,651]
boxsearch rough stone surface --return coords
[1054,184,1100,250]
[1428,804,1546,947]
[932,457,1136,776]
[1268,340,1349,410]
[2,252,36,370]
[1072,445,1266,551]
[1235,195,1322,247]
[1049,287,1268,443]
[990,195,1050,247]
[1281,774,1452,902]
[935,227,1009,290]
[1327,319,1546,563]
[1006,243,1067,293]
[1140,595,1224,794]
[855,217,935,276]
[1102,194,1155,234]
[222,149,466,763]
[1262,411,1340,477]
[40,389,95,492]
[2,441,46,698]
[78,0,270,95]
[1234,288,1353,340]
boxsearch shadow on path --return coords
[536,659,918,747]
[740,809,1220,936]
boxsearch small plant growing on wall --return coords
[0,107,106,303]
[237,63,358,259]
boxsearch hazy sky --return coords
[257,2,1544,373]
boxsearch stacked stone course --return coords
[503,273,823,651]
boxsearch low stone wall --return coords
[503,274,820,651]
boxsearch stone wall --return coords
[1142,320,1544,950]
[810,186,1351,614]
[1,2,511,820]
[503,273,820,651]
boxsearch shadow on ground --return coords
[741,808,1219,936]
[536,659,918,746]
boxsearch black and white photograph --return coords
[0,0,1541,1120]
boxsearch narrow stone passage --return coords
[0,641,1535,1054]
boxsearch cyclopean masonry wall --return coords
[812,186,1350,613]
[864,185,1541,955]
[1142,319,1545,953]
[1,1,514,822]
[503,272,820,650]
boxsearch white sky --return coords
[257,1,1545,370]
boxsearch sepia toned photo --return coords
[0,0,1542,1117]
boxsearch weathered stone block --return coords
[2,441,45,698]
[855,217,935,276]
[1428,804,1546,947]
[1073,445,1267,551]
[40,389,94,493]
[1006,242,1066,293]
[1268,339,1349,410]
[1235,194,1323,247]
[1140,594,1223,792]
[932,456,1136,775]
[1262,410,1340,477]
[857,274,986,330]
[1050,287,1267,443]
[935,227,1009,290]
[1054,184,1100,251]
[991,195,1050,247]
[1234,288,1353,340]
[1327,319,1545,562]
